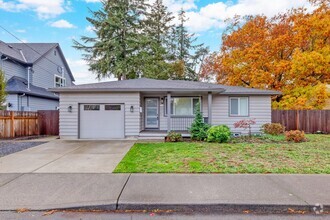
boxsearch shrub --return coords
[165,131,183,142]
[0,69,6,110]
[207,125,231,143]
[261,123,285,135]
[189,104,210,141]
[285,130,306,143]
[233,119,256,137]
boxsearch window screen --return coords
[84,105,100,111]
[105,105,121,111]
[165,97,200,116]
[230,97,249,116]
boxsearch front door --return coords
[145,98,159,129]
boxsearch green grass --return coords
[114,134,330,174]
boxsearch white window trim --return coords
[229,97,249,117]
[54,74,66,87]
[165,97,201,117]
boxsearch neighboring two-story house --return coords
[0,41,75,111]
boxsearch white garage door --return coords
[79,104,124,139]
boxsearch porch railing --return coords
[170,116,209,131]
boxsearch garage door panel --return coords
[79,104,124,139]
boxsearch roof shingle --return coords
[6,76,59,100]
[49,78,281,95]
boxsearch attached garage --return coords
[79,103,125,139]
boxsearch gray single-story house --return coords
[50,78,280,140]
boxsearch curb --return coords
[2,203,328,215]
[116,203,329,214]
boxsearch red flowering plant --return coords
[233,119,256,137]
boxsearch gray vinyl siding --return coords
[6,94,18,111]
[27,96,59,111]
[212,95,271,134]
[1,59,26,81]
[59,92,140,139]
[32,47,73,89]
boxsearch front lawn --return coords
[114,134,330,173]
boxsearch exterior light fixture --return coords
[130,105,134,113]
[68,105,73,113]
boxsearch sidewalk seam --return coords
[0,173,26,188]
[30,146,82,173]
[116,174,131,210]
[266,176,309,205]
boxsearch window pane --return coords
[174,98,192,115]
[84,105,100,111]
[146,99,157,107]
[230,98,239,115]
[105,105,121,111]
[193,98,200,114]
[240,98,248,116]
[147,118,158,125]
[146,108,157,116]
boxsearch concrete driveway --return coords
[0,140,134,173]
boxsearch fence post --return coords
[10,111,14,138]
[296,111,299,130]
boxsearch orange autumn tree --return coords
[202,0,330,109]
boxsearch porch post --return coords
[208,92,212,125]
[167,92,171,132]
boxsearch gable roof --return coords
[6,76,59,100]
[7,42,58,64]
[49,78,281,95]
[0,41,75,81]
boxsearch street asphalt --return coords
[0,211,328,220]
[0,173,329,214]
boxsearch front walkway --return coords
[0,140,134,173]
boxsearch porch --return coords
[139,91,212,138]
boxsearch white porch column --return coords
[208,92,212,125]
[167,92,171,132]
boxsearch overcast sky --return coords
[0,0,313,84]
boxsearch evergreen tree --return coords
[171,9,209,81]
[189,103,210,141]
[0,69,6,110]
[141,0,175,79]
[73,0,149,80]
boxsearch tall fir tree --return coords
[73,0,149,80]
[0,69,6,110]
[172,9,209,81]
[142,0,175,79]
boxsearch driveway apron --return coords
[0,140,134,173]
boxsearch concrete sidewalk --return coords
[0,174,329,213]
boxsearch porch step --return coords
[138,136,165,140]
[138,132,191,139]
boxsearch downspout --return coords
[27,67,31,91]
[19,93,26,111]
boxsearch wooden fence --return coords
[38,110,59,136]
[272,110,330,134]
[0,110,59,139]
